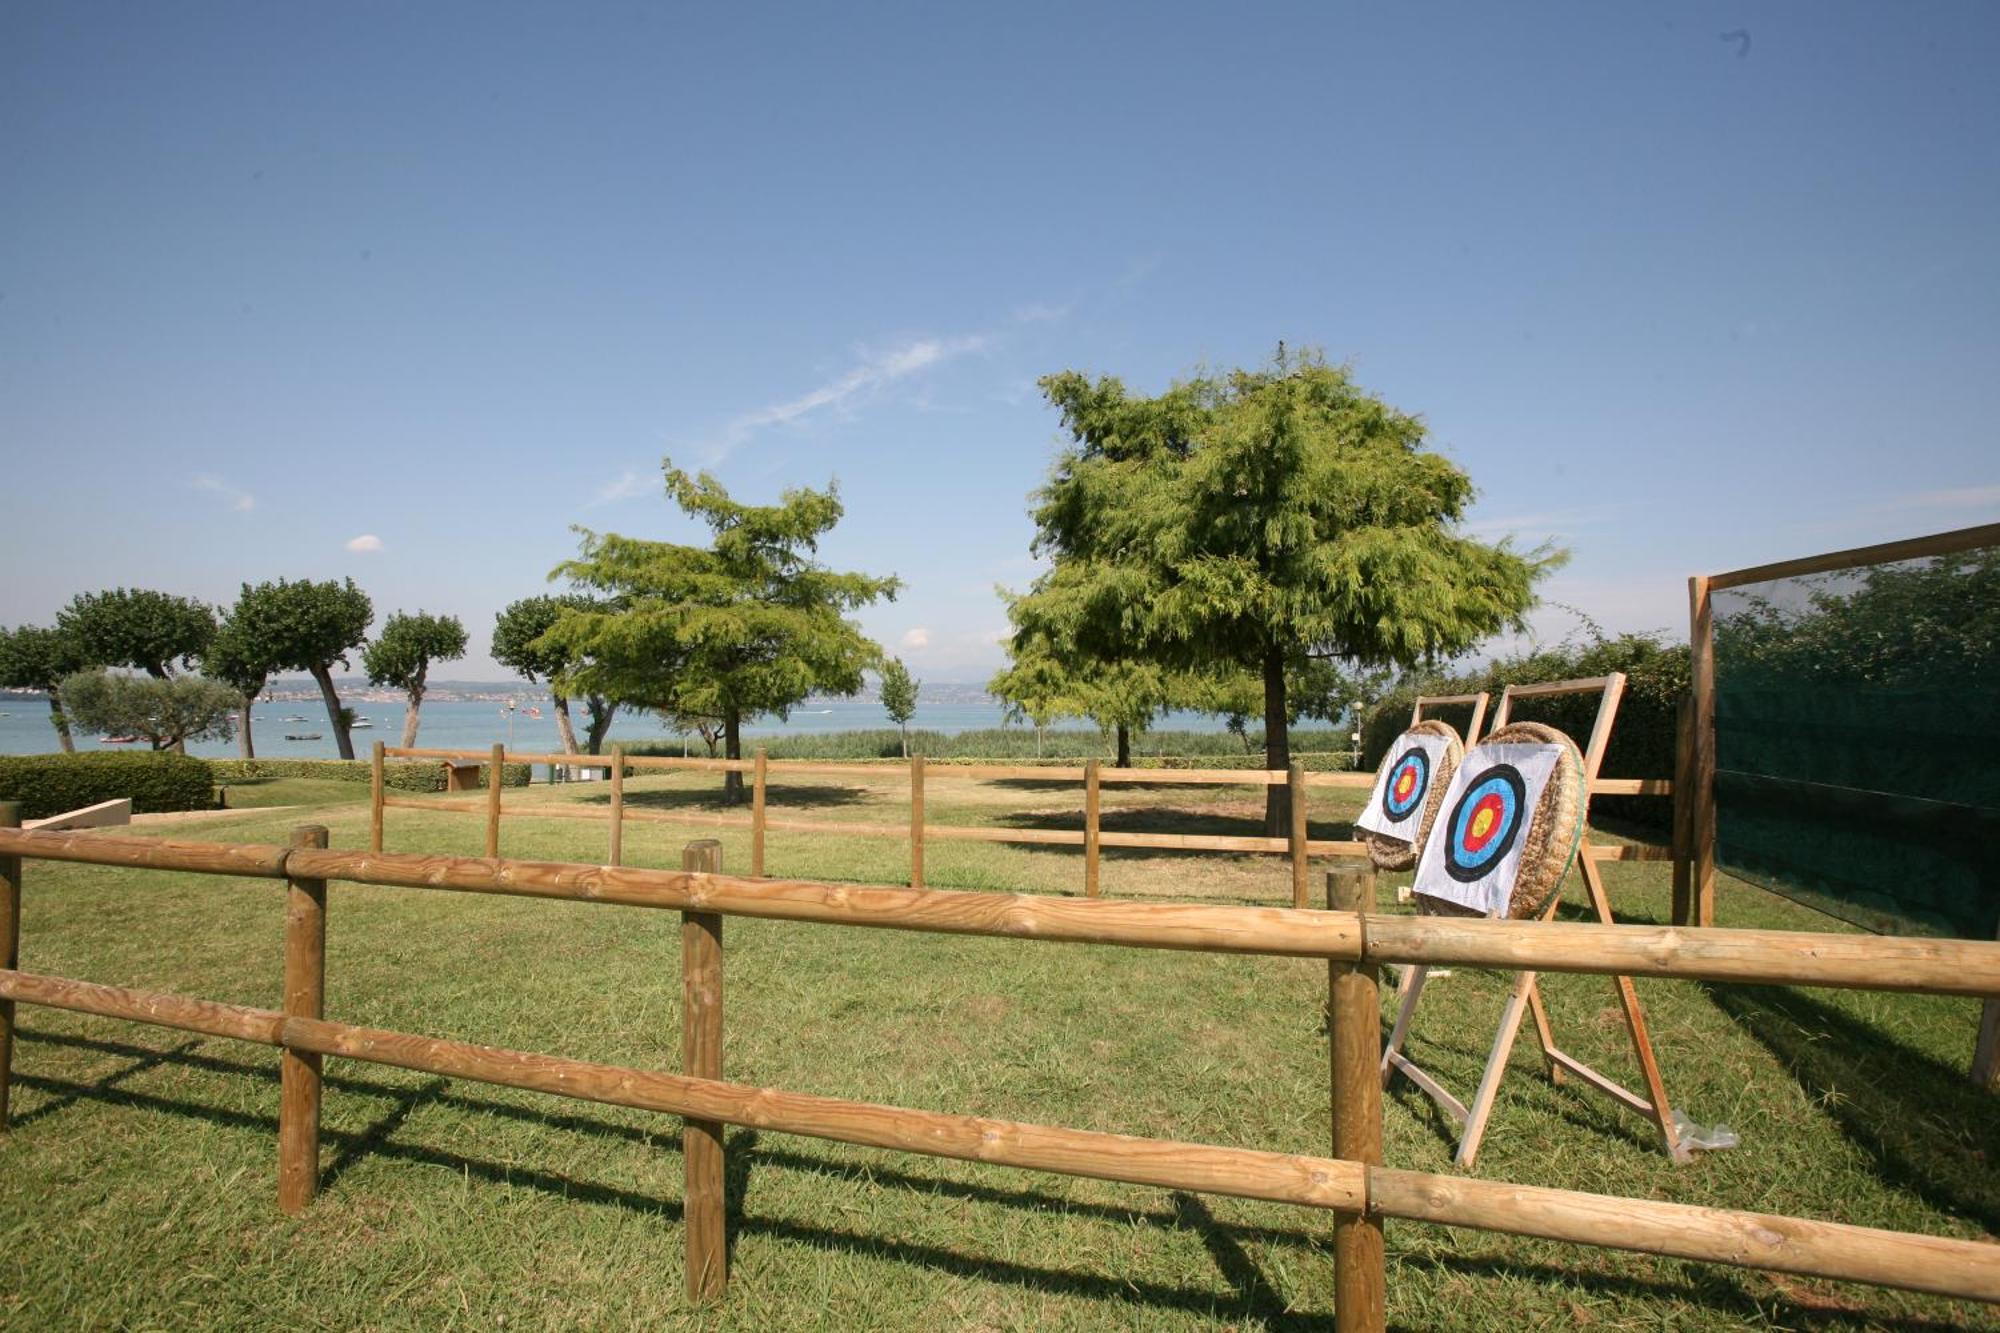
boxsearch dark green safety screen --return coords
[1711,544,2000,939]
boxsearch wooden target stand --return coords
[1383,693,1492,992]
[1380,672,1691,1167]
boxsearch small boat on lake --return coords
[350,718,375,729]
[100,735,140,745]
[285,733,323,741]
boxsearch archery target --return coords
[1413,741,1573,918]
[1358,723,1464,871]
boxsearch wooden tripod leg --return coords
[1380,964,1429,1086]
[1456,968,1538,1169]
[1578,855,1690,1163]
[1523,898,1564,1084]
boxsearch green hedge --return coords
[206,758,532,792]
[0,751,214,820]
[623,726,1355,764]
[1361,633,1689,831]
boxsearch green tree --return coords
[61,670,239,751]
[492,595,623,755]
[544,462,899,802]
[362,611,469,747]
[58,588,216,678]
[202,605,281,759]
[0,624,92,753]
[878,657,920,757]
[1025,349,1553,832]
[661,707,727,757]
[988,632,1188,766]
[230,578,374,759]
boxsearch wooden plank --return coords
[281,1016,1368,1214]
[1591,778,1672,797]
[1306,839,1370,857]
[909,755,925,888]
[1499,675,1622,702]
[485,743,505,858]
[622,754,754,773]
[1083,759,1101,899]
[1098,766,1287,785]
[751,748,767,878]
[1705,521,2000,592]
[1548,1049,1653,1117]
[681,840,726,1301]
[922,764,1089,783]
[1689,575,1718,927]
[1367,1167,2000,1303]
[1454,967,1537,1168]
[1100,830,1287,853]
[1300,772,1375,790]
[1289,763,1309,909]
[0,969,287,1044]
[0,803,17,1130]
[608,745,625,868]
[1383,1048,1466,1122]
[929,825,1086,847]
[1326,867,1385,1333]
[1584,843,1674,863]
[380,796,482,814]
[0,829,291,878]
[370,741,386,854]
[279,825,328,1215]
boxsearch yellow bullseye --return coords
[1470,807,1495,840]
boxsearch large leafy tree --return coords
[492,595,623,755]
[544,462,899,802]
[0,624,92,753]
[58,588,216,678]
[230,578,374,759]
[1024,349,1553,832]
[203,604,282,759]
[61,670,239,751]
[362,611,468,747]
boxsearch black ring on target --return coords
[1379,748,1430,825]
[1443,763,1528,884]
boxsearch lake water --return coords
[0,694,1234,759]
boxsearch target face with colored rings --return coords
[1443,764,1528,883]
[1380,749,1430,824]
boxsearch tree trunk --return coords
[239,697,256,759]
[400,685,424,748]
[585,697,617,754]
[723,708,744,803]
[1116,723,1131,769]
[47,694,75,754]
[551,694,580,754]
[1262,645,1290,837]
[900,723,908,759]
[309,663,355,760]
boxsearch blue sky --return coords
[4,2,1996,680]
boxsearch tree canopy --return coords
[230,578,373,759]
[58,588,215,678]
[543,462,899,799]
[61,670,239,751]
[493,594,622,754]
[0,623,91,753]
[363,611,468,747]
[1020,349,1554,829]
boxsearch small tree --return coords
[879,658,920,757]
[203,596,287,759]
[61,670,239,751]
[58,588,215,678]
[230,578,373,759]
[0,624,92,753]
[362,611,468,747]
[544,462,899,803]
[492,595,622,755]
[662,707,728,757]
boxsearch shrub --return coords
[0,750,214,820]
[624,727,1356,765]
[205,758,531,792]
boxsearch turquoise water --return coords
[0,693,1233,759]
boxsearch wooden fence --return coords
[1,813,1995,1326]
[372,743,1674,909]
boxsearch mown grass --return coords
[1,772,1994,1330]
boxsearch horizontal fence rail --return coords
[4,824,1992,1319]
[373,744,1674,908]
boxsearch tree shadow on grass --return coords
[1702,981,2000,1233]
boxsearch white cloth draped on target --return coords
[1356,721,1464,871]
[1412,725,1587,919]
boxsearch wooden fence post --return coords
[369,741,386,854]
[1670,696,1694,926]
[0,802,20,1131]
[1290,762,1309,909]
[681,839,727,1301]
[909,755,926,889]
[752,748,768,878]
[1084,759,1102,899]
[279,824,329,1214]
[1327,864,1385,1332]
[485,742,505,859]
[1689,575,1718,927]
[609,745,626,867]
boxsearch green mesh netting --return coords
[1711,544,2000,939]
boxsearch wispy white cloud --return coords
[192,475,255,512]
[345,534,383,553]
[702,334,989,463]
[900,627,931,649]
[589,469,656,507]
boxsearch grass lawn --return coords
[1,771,1994,1330]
